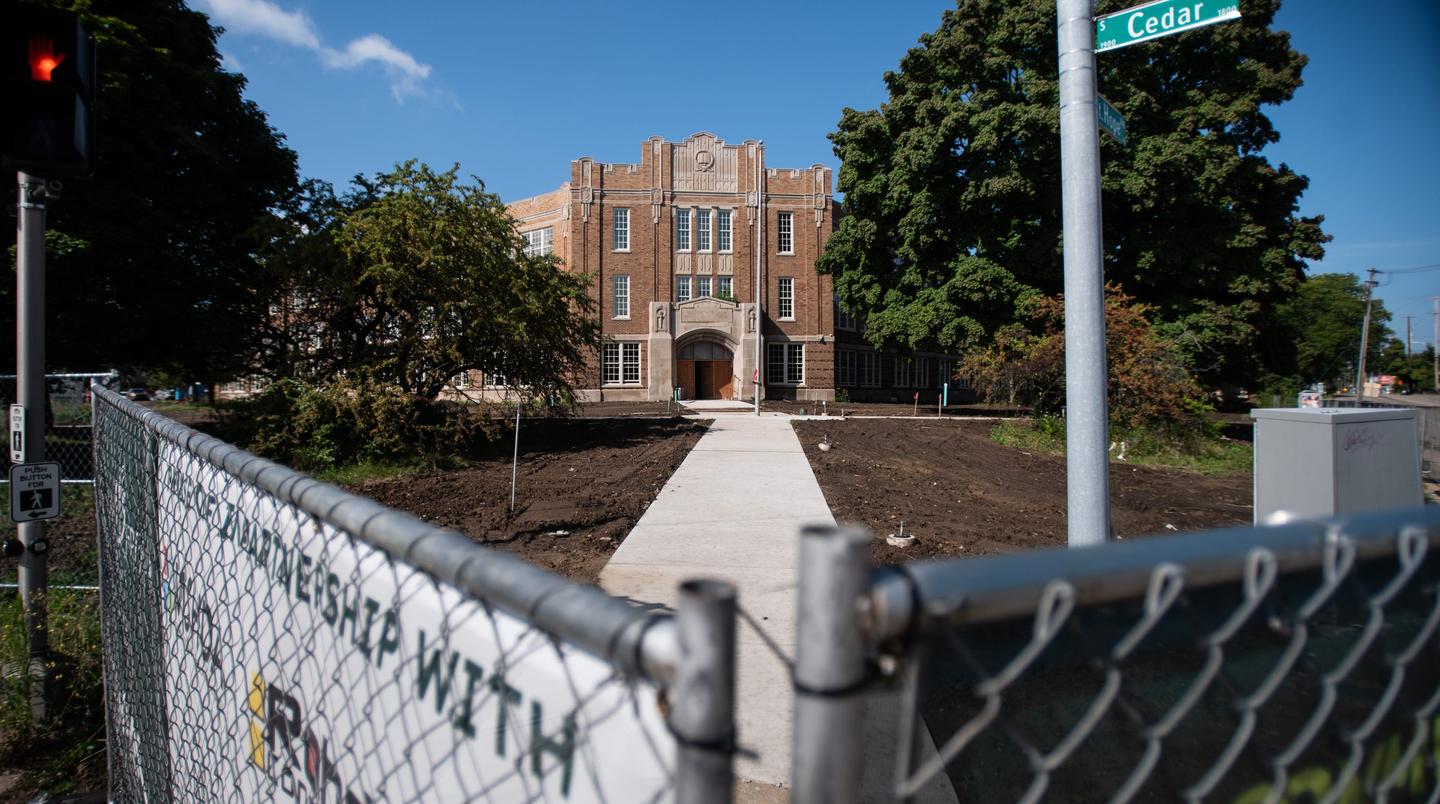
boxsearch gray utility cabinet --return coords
[1250,407,1422,523]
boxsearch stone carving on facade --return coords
[748,309,757,333]
[656,305,667,333]
[674,133,737,192]
[679,299,729,324]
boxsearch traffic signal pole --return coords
[16,172,50,723]
[1057,0,1111,547]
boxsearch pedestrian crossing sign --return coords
[9,461,60,522]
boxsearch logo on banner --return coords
[247,670,375,803]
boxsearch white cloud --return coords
[321,34,432,101]
[219,50,245,72]
[196,0,432,102]
[202,0,319,49]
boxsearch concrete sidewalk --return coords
[600,412,822,788]
[598,410,956,800]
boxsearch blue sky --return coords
[196,0,1440,347]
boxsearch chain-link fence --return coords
[793,509,1440,803]
[90,384,736,803]
[2,371,117,483]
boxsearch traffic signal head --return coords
[3,1,96,176]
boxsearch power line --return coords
[1379,262,1440,276]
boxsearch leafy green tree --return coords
[1266,272,1391,391]
[820,0,1326,386]
[1,0,299,391]
[1375,340,1435,393]
[276,162,601,402]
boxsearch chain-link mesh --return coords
[91,385,699,802]
[2,372,117,483]
[870,515,1440,803]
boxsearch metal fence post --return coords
[792,524,872,804]
[670,578,737,804]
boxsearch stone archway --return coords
[675,337,735,400]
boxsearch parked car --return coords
[125,388,151,402]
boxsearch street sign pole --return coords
[1057,0,1111,548]
[16,171,50,721]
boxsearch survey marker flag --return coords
[1096,0,1241,53]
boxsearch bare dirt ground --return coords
[763,399,1027,417]
[354,418,708,582]
[791,418,1253,565]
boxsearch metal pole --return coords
[1056,0,1111,547]
[16,172,50,722]
[509,404,520,512]
[1431,296,1437,391]
[670,579,736,804]
[1356,268,1377,404]
[791,524,871,804]
[754,142,764,416]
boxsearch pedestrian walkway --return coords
[598,410,956,800]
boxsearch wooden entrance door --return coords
[677,341,735,400]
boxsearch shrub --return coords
[962,285,1211,429]
[241,376,512,471]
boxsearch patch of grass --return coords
[990,417,1251,475]
[990,416,1067,455]
[0,588,106,797]
[311,457,444,486]
[51,403,91,426]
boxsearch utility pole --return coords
[15,173,51,722]
[1404,316,1414,356]
[1355,268,1379,404]
[1431,296,1438,391]
[1056,0,1110,547]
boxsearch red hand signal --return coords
[28,35,67,81]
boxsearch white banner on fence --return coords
[141,437,672,802]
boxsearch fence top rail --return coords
[868,505,1440,639]
[2,371,118,380]
[90,384,678,682]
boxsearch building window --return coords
[718,209,732,252]
[603,342,642,385]
[613,275,630,318]
[521,227,553,257]
[767,342,804,385]
[777,212,793,254]
[453,371,470,390]
[696,208,711,252]
[838,350,856,387]
[698,276,712,298]
[613,208,629,251]
[675,208,691,251]
[894,356,913,388]
[677,276,691,302]
[778,277,794,320]
[860,352,881,388]
[718,276,733,299]
[916,357,930,388]
[836,293,857,331]
[485,370,507,388]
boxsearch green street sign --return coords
[1097,95,1127,145]
[1096,0,1241,53]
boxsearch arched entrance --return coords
[676,340,734,400]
